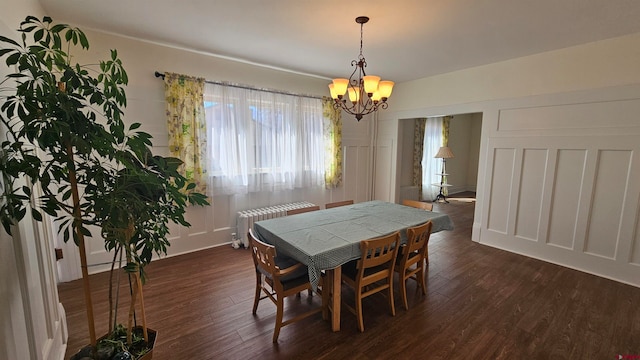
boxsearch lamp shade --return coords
[434,146,455,159]
[377,80,394,99]
[363,75,380,94]
[332,78,349,97]
[347,86,360,103]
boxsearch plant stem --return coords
[66,140,96,346]
[108,245,120,334]
[125,221,135,346]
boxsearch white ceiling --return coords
[38,0,640,84]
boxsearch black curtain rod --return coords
[154,71,323,100]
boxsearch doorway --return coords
[397,112,482,204]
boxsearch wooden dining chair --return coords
[394,221,433,310]
[286,205,320,216]
[341,231,400,332]
[402,199,433,211]
[248,229,324,342]
[325,200,354,209]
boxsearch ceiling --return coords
[38,0,640,84]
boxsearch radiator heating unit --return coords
[236,201,316,248]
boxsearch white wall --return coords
[0,4,69,360]
[375,32,640,287]
[467,114,482,190]
[390,32,640,111]
[54,28,373,277]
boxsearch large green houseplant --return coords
[0,16,208,359]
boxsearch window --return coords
[204,83,325,195]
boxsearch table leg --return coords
[330,266,341,332]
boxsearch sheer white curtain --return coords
[204,83,325,195]
[421,117,443,201]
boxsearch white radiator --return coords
[236,201,316,248]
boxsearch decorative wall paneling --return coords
[480,97,640,287]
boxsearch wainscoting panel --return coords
[373,139,394,202]
[343,141,372,204]
[584,150,631,259]
[480,95,640,287]
[633,210,640,265]
[547,149,587,250]
[497,98,640,133]
[487,148,516,234]
[515,148,547,242]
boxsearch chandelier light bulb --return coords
[362,75,380,95]
[331,78,349,98]
[328,83,338,99]
[348,86,360,103]
[378,80,394,99]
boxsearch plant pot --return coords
[71,327,157,360]
[132,327,157,360]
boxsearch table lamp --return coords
[434,146,455,202]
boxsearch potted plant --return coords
[0,16,208,359]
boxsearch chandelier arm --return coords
[348,61,360,88]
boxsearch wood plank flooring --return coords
[58,194,640,359]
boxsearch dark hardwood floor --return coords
[59,193,640,359]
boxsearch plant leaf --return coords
[31,208,43,221]
[0,35,20,46]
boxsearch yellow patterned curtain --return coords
[441,116,452,195]
[442,116,451,146]
[164,72,207,194]
[322,97,343,188]
[413,119,426,195]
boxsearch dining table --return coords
[252,200,454,331]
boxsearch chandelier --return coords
[328,16,394,121]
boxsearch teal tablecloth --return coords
[253,200,454,289]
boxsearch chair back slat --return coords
[286,205,321,216]
[325,200,354,209]
[249,229,278,275]
[357,232,400,284]
[402,199,433,211]
[406,221,433,253]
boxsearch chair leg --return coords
[252,273,262,314]
[417,266,427,296]
[355,290,365,332]
[273,297,284,343]
[400,275,409,311]
[388,277,396,317]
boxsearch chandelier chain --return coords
[359,21,364,59]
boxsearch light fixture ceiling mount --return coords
[328,16,394,121]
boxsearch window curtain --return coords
[164,72,207,194]
[323,97,343,189]
[441,116,452,196]
[413,119,426,196]
[204,82,325,195]
[421,117,443,201]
